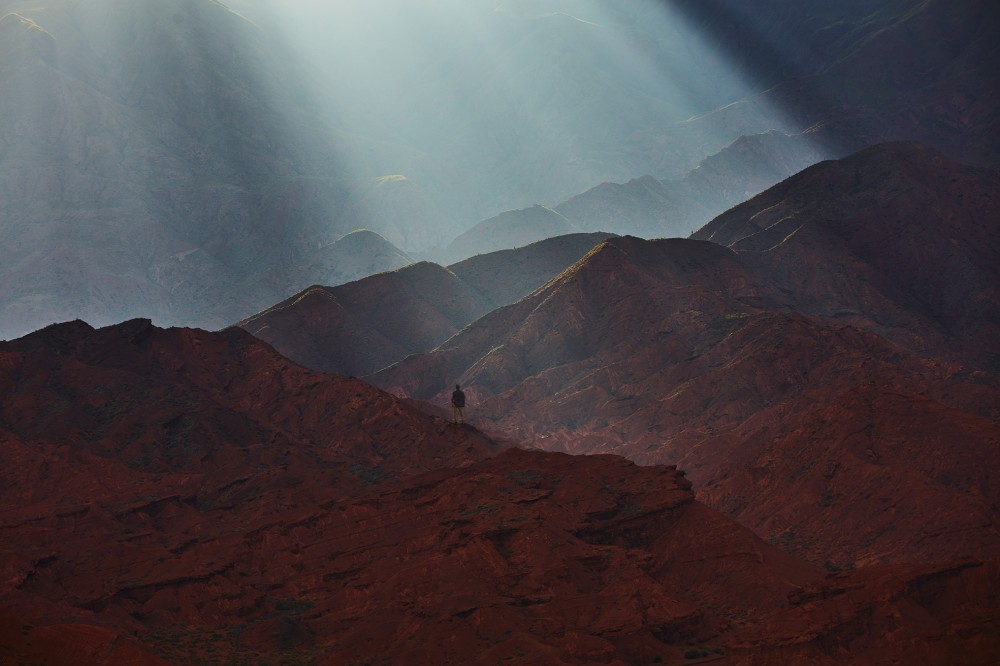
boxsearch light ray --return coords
[249,0,807,246]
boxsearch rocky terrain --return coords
[372,144,1000,569]
[2,320,998,665]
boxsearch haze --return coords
[0,0,887,339]
[224,0,796,229]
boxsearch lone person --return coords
[451,384,466,424]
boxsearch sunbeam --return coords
[241,0,810,247]
[3,0,961,339]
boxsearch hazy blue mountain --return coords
[433,205,580,265]
[1,0,996,339]
[287,229,414,294]
[0,0,382,338]
[553,129,845,238]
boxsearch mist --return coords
[0,0,855,340]
[229,0,798,234]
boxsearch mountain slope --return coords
[693,142,1000,364]
[0,318,500,479]
[2,313,998,665]
[681,0,1000,170]
[448,231,617,307]
[237,262,494,377]
[0,0,319,339]
[0,0,451,340]
[555,128,845,238]
[237,233,615,377]
[294,228,414,288]
[371,145,1000,567]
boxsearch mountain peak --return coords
[689,142,1000,361]
[439,204,579,264]
[0,12,56,63]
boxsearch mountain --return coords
[237,232,615,377]
[3,0,998,339]
[3,320,998,665]
[0,318,500,478]
[0,0,468,341]
[293,228,414,290]
[0,0,347,339]
[678,0,1000,170]
[371,144,1000,568]
[693,142,1000,365]
[434,205,580,265]
[237,262,495,378]
[554,128,847,238]
[448,231,618,308]
[544,0,1000,242]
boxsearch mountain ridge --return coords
[237,232,617,377]
[3,319,998,664]
[370,144,1000,568]
[5,0,998,337]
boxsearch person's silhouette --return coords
[451,384,466,424]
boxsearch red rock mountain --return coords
[693,141,1000,365]
[9,319,995,664]
[0,318,489,663]
[237,233,614,377]
[372,144,1000,569]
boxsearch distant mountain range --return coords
[2,0,998,339]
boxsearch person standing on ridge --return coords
[451,384,466,424]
